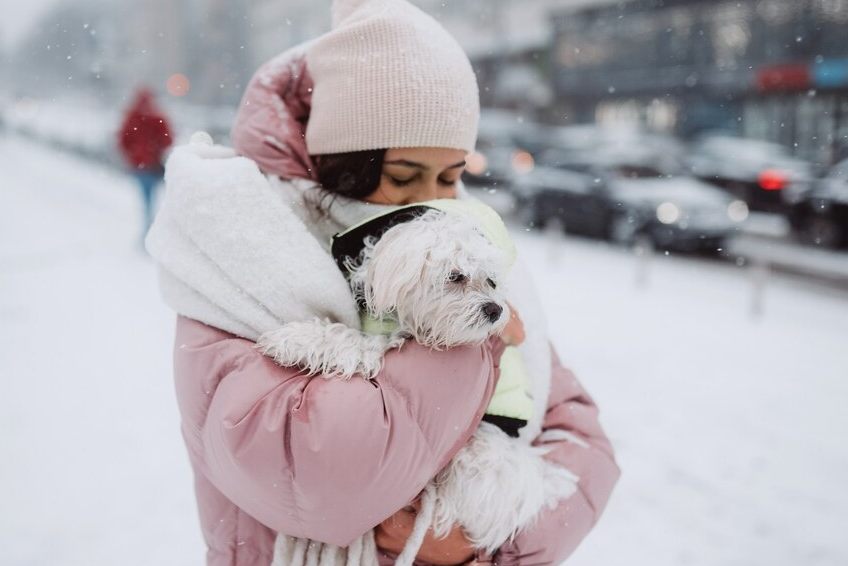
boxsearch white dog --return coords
[258,210,577,565]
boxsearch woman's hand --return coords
[499,302,525,346]
[375,503,476,566]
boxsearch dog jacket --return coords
[331,199,535,437]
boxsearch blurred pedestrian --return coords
[117,87,173,242]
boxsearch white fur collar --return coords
[502,257,551,443]
[145,138,363,340]
[270,176,397,252]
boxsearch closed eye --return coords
[487,278,497,289]
[388,176,414,187]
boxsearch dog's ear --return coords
[362,218,439,316]
[345,236,376,308]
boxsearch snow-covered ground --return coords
[1,134,846,566]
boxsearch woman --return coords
[146,1,619,565]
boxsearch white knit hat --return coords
[304,0,480,154]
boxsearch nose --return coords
[482,302,503,323]
[419,181,441,202]
[417,180,456,203]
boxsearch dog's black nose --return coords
[482,302,503,322]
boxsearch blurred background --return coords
[1,1,847,565]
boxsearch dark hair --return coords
[313,149,387,210]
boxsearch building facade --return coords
[551,0,848,165]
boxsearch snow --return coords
[516,229,848,566]
[3,96,122,164]
[728,233,848,279]
[2,133,847,566]
[0,135,201,564]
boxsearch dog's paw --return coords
[540,457,580,508]
[256,322,326,372]
[355,337,390,379]
[386,330,409,351]
[257,321,391,381]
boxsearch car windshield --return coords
[698,137,789,160]
[610,165,665,179]
[536,149,674,179]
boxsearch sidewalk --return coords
[0,134,205,565]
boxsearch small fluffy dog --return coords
[258,209,577,565]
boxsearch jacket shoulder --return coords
[173,315,261,380]
[176,315,252,350]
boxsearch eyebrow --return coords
[383,159,466,171]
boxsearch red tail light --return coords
[758,169,787,191]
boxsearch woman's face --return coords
[364,147,467,205]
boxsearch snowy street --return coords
[2,133,847,565]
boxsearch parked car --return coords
[786,158,848,249]
[542,124,687,165]
[513,147,749,252]
[683,134,813,212]
[463,109,537,189]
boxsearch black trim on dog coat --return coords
[330,205,436,273]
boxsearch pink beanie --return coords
[304,0,480,155]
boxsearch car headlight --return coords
[656,202,681,224]
[727,200,749,222]
[511,150,535,174]
[466,151,488,176]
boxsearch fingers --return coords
[505,301,523,322]
[382,507,416,532]
[376,507,477,565]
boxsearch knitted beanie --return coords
[304,0,480,155]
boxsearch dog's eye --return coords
[448,272,466,284]
[487,278,497,289]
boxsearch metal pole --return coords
[750,259,770,319]
[546,219,564,265]
[633,235,653,289]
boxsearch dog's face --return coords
[348,210,510,349]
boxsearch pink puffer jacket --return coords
[172,46,619,566]
[175,316,505,564]
[175,316,618,566]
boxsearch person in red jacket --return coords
[117,87,173,240]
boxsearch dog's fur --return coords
[258,211,578,562]
[258,210,512,378]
